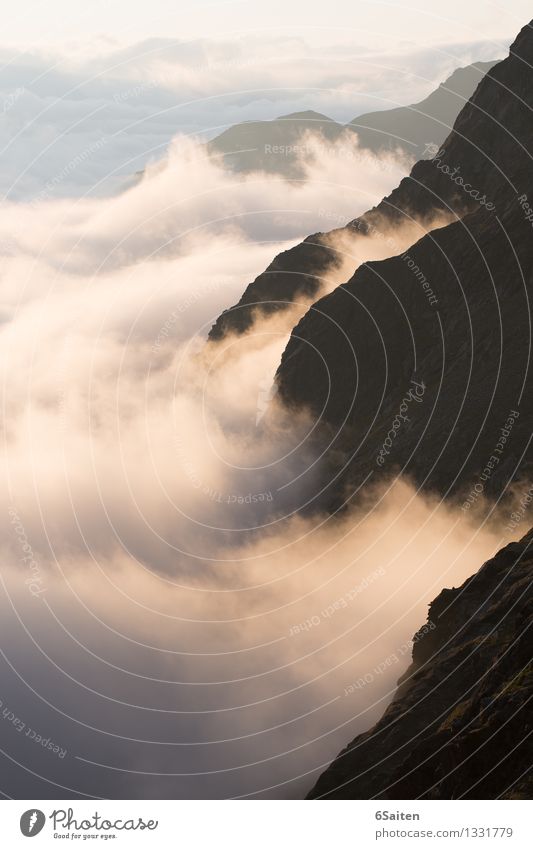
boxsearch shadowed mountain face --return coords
[207,64,495,342]
[275,22,533,504]
[207,63,495,178]
[203,26,533,804]
[348,61,496,158]
[308,528,533,799]
[207,110,345,177]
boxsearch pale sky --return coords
[4,0,530,52]
[0,0,529,200]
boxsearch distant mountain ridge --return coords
[208,109,344,177]
[207,61,495,178]
[347,61,496,157]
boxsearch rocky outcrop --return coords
[308,528,533,799]
[275,21,533,502]
[208,62,496,340]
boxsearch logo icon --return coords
[20,810,46,837]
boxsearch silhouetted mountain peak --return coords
[275,17,533,504]
[509,19,533,59]
[277,110,334,121]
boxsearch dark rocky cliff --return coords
[308,528,533,799]
[275,22,533,502]
[347,61,495,158]
[208,62,496,340]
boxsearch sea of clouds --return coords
[0,32,505,200]
[0,55,513,799]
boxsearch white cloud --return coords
[0,129,511,797]
[0,32,507,200]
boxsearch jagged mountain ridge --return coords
[208,62,495,341]
[348,61,495,156]
[274,21,533,502]
[208,62,495,178]
[308,528,533,799]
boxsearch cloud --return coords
[0,124,514,800]
[1,481,505,798]
[0,33,506,200]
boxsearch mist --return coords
[0,129,512,799]
[0,30,506,201]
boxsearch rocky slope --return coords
[274,21,533,502]
[208,63,495,340]
[347,61,495,158]
[308,528,533,799]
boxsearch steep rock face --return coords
[208,60,497,340]
[308,528,533,799]
[347,61,495,158]
[275,22,533,501]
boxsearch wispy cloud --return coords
[0,32,506,200]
